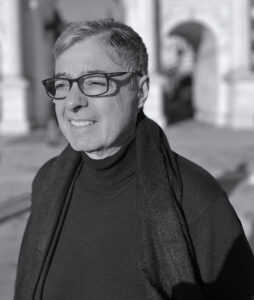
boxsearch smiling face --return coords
[54,37,148,159]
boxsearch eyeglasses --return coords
[42,71,142,100]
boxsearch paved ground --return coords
[0,120,254,300]
[0,213,28,300]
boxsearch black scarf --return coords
[14,112,205,299]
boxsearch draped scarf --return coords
[14,112,205,299]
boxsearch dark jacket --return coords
[14,115,254,300]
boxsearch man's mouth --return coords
[70,120,97,127]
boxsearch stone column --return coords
[227,0,254,128]
[231,0,250,70]
[0,0,29,134]
[123,0,166,127]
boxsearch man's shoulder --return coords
[32,144,81,194]
[32,156,58,192]
[32,145,67,191]
[37,156,58,177]
[175,153,226,224]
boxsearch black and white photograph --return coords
[0,0,254,299]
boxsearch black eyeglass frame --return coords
[41,71,142,100]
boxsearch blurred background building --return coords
[0,0,254,134]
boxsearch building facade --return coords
[0,0,254,134]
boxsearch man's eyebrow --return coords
[54,70,109,78]
[54,72,70,78]
[86,69,108,74]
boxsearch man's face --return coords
[54,37,145,159]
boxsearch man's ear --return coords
[137,75,149,109]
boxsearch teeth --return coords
[70,120,95,127]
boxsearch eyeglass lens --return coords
[45,74,109,99]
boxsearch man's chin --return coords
[69,141,92,152]
[68,139,121,159]
[68,140,102,154]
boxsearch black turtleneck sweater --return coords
[42,138,146,299]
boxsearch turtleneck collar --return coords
[80,134,136,191]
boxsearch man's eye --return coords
[88,80,106,86]
[55,81,69,89]
[55,83,65,89]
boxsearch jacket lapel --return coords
[15,145,82,300]
[34,146,82,299]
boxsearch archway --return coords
[161,21,218,125]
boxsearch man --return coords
[15,19,254,300]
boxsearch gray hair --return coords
[54,19,148,75]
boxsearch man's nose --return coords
[65,83,89,111]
